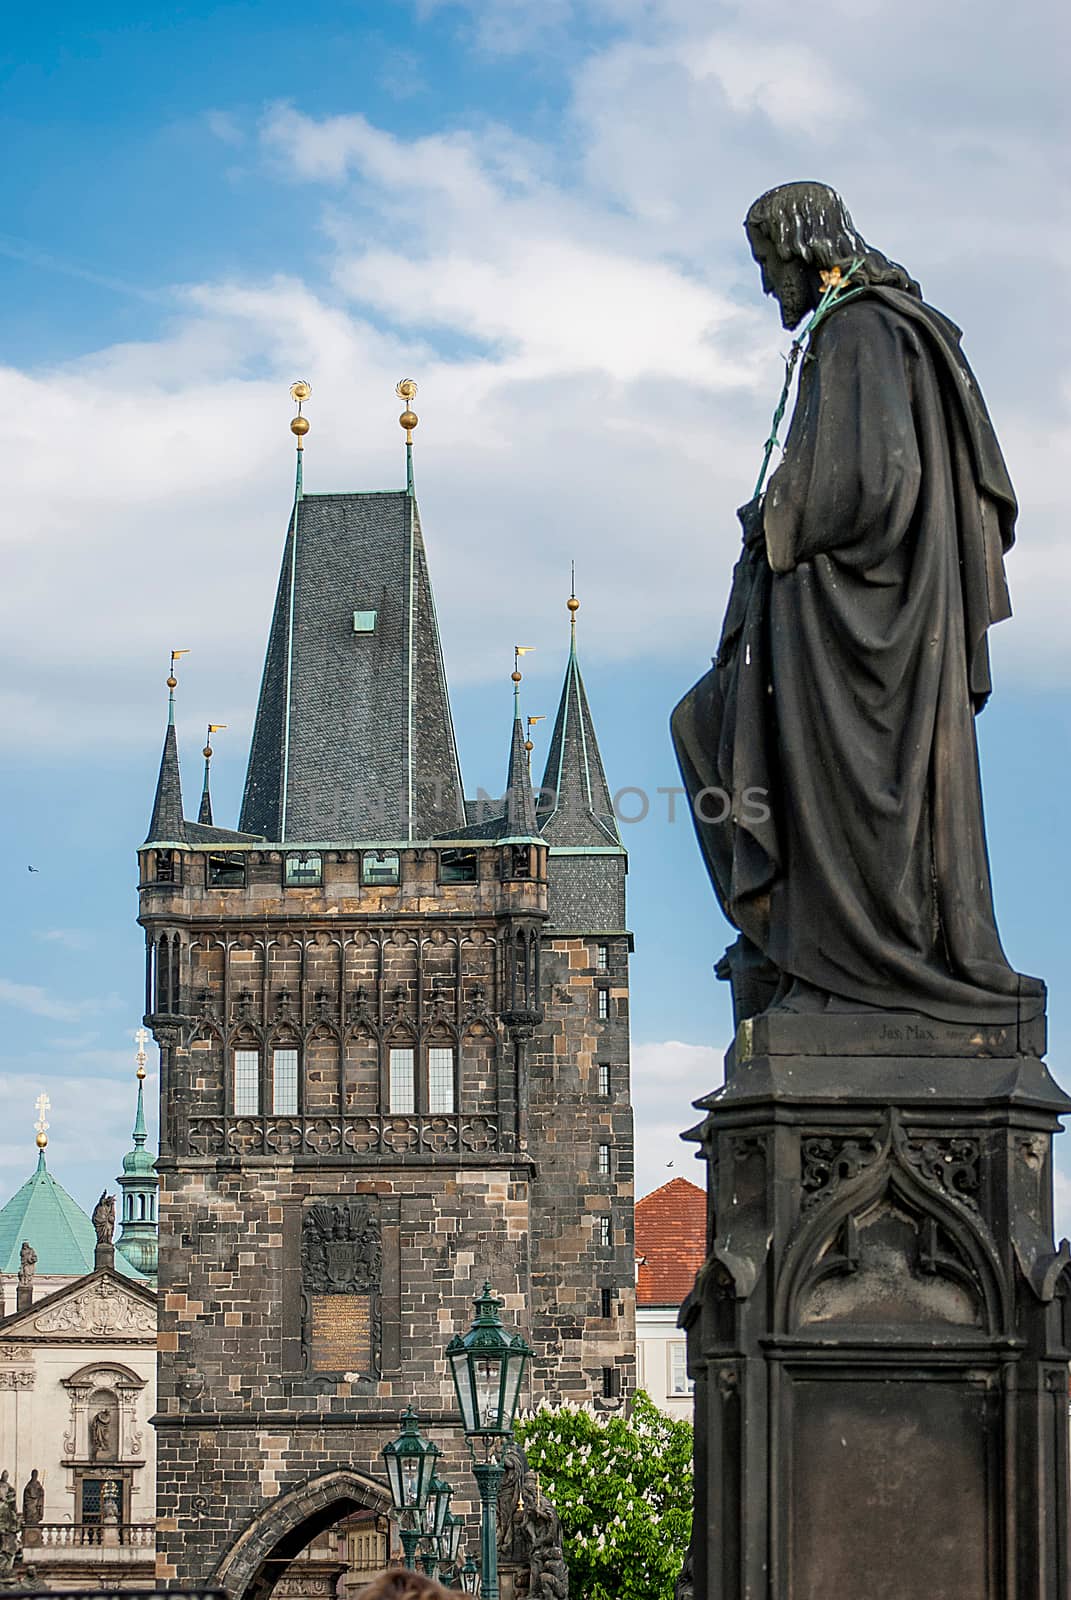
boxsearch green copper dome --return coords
[0,1152,145,1280]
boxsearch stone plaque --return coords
[309,1293,372,1373]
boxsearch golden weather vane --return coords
[290,381,312,450]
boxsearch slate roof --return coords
[635,1177,706,1307]
[0,1153,146,1281]
[144,723,185,844]
[538,627,621,848]
[239,491,466,843]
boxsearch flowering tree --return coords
[514,1391,692,1600]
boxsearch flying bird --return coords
[27,866,39,874]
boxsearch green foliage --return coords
[515,1390,692,1600]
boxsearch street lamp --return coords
[460,1555,481,1594]
[437,1510,464,1587]
[447,1281,533,1600]
[381,1407,441,1570]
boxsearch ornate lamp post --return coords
[460,1555,481,1594]
[381,1408,441,1570]
[438,1510,464,1587]
[418,1474,454,1580]
[447,1282,533,1600]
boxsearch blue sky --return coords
[2,0,1069,1218]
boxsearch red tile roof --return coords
[635,1177,706,1307]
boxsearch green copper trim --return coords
[406,440,414,498]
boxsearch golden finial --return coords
[204,722,227,760]
[135,1027,149,1082]
[396,378,419,442]
[290,380,312,449]
[34,1092,50,1151]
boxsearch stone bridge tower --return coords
[139,394,635,1594]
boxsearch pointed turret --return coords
[502,654,539,840]
[116,1029,159,1280]
[538,595,620,848]
[198,724,225,827]
[145,657,187,844]
[239,382,465,843]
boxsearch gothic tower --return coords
[139,391,635,1593]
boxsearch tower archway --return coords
[211,1467,391,1600]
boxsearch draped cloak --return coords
[672,287,1043,1024]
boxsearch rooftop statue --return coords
[672,181,1043,1026]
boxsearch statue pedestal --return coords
[682,1008,1071,1600]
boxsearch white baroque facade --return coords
[0,1266,157,1586]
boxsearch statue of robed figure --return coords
[672,181,1043,1026]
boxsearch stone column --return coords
[682,1004,1071,1600]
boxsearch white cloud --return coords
[34,929,94,952]
[3,0,1068,757]
[0,980,89,1024]
[631,1039,724,1200]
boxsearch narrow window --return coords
[601,1286,613,1318]
[208,853,246,888]
[440,848,478,884]
[389,1047,415,1114]
[601,1366,620,1399]
[597,988,610,1020]
[233,1050,260,1116]
[284,852,322,887]
[362,850,400,886]
[596,942,609,971]
[598,1215,611,1248]
[428,1046,455,1115]
[272,1048,299,1115]
[598,1143,611,1178]
[155,850,176,884]
[598,1062,611,1097]
[670,1342,694,1396]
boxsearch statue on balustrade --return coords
[672,180,1043,1029]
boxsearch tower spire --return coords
[116,1027,159,1279]
[504,649,538,839]
[199,724,226,826]
[538,589,619,846]
[146,653,188,843]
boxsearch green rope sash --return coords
[752,258,866,500]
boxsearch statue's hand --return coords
[737,496,766,552]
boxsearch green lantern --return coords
[426,1473,454,1540]
[461,1555,481,1593]
[381,1408,441,1516]
[440,1509,464,1566]
[447,1282,533,1437]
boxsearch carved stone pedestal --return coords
[682,1005,1071,1600]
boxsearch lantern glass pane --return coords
[450,1348,478,1433]
[475,1353,503,1431]
[501,1349,526,1432]
[416,1444,439,1509]
[401,1458,419,1508]
[385,1454,403,1512]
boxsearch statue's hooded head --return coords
[745,181,920,328]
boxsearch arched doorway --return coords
[211,1467,392,1600]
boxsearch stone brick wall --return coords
[141,840,633,1590]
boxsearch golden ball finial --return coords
[167,675,177,689]
[396,379,419,441]
[511,670,522,684]
[524,740,534,754]
[203,744,213,760]
[567,596,580,614]
[291,414,310,437]
[136,1063,147,1082]
[35,1129,47,1150]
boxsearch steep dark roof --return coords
[198,755,213,826]
[145,723,185,845]
[504,710,539,839]
[240,491,465,843]
[538,627,620,847]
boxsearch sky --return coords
[2,0,1070,1223]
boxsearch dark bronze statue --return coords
[92,1193,115,1245]
[673,181,1043,1026]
